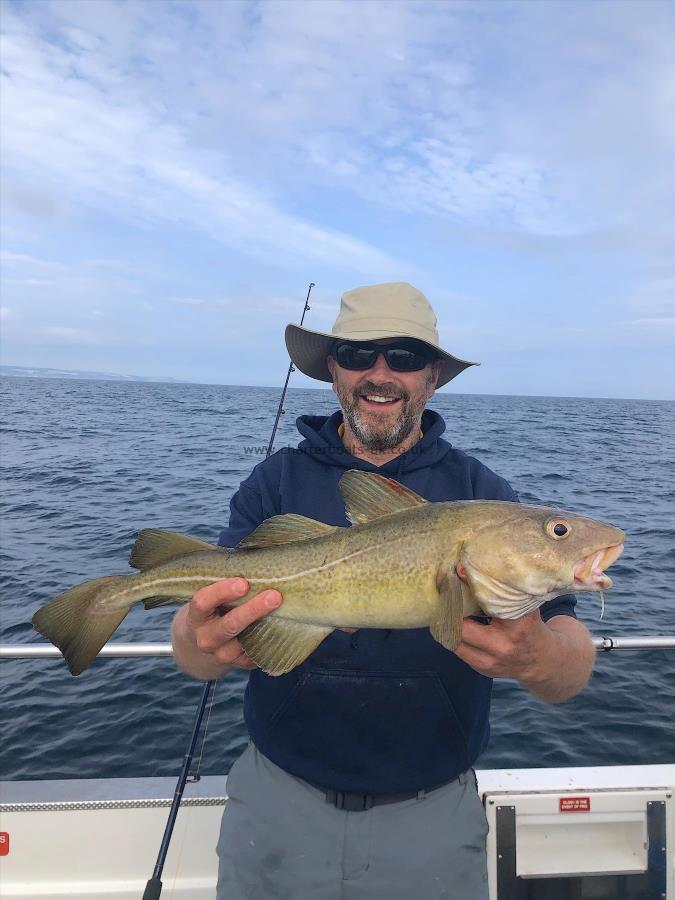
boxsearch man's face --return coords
[327,340,442,453]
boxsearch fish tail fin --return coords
[32,575,130,675]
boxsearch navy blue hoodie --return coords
[219,410,576,794]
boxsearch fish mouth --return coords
[573,542,624,590]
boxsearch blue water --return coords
[1,376,673,782]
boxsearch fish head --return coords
[460,505,625,619]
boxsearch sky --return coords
[1,0,674,400]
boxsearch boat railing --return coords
[1,635,675,660]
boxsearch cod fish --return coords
[32,470,625,676]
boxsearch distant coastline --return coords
[0,365,187,384]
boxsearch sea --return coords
[1,375,673,782]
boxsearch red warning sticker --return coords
[559,796,591,813]
[0,832,9,856]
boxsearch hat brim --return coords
[285,324,479,389]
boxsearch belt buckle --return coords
[327,789,374,812]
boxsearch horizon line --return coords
[1,366,671,405]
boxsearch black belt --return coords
[311,777,456,812]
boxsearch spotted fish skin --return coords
[31,470,625,675]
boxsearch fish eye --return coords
[546,518,571,539]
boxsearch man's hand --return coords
[172,579,282,680]
[455,611,550,681]
[455,612,596,703]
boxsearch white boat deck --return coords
[1,765,673,899]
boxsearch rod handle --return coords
[142,877,162,900]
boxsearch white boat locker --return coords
[479,765,674,899]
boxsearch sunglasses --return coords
[332,339,436,373]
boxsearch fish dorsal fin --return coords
[129,529,221,570]
[236,514,337,550]
[338,470,427,525]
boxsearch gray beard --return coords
[343,403,417,453]
[336,376,430,454]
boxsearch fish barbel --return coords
[32,470,625,676]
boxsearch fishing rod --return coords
[142,281,315,900]
[267,282,314,456]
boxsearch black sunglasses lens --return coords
[384,347,429,371]
[334,341,432,372]
[334,344,377,370]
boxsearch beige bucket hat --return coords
[285,282,479,388]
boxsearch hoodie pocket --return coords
[255,668,472,794]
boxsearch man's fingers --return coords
[454,641,499,677]
[460,617,501,651]
[211,639,256,667]
[228,649,258,669]
[192,588,283,655]
[462,611,544,651]
[187,579,250,627]
[218,590,283,638]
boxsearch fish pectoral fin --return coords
[429,570,467,652]
[236,515,337,550]
[339,470,427,525]
[238,617,333,676]
[130,530,222,570]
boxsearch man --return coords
[172,282,595,899]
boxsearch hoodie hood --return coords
[296,409,453,477]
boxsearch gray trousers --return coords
[216,744,489,900]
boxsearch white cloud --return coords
[0,251,69,273]
[3,278,59,287]
[0,4,403,276]
[43,325,96,343]
[0,0,673,397]
[171,298,232,310]
[170,291,324,318]
[621,317,675,327]
[0,248,138,306]
[3,1,673,247]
